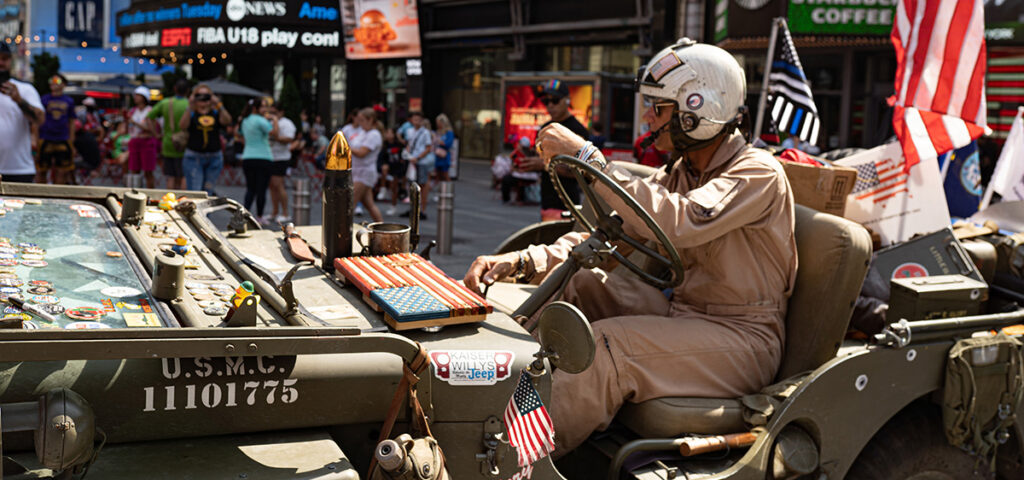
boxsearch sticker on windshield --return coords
[102,286,143,298]
[430,350,515,386]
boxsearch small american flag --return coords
[853,156,910,204]
[504,370,555,467]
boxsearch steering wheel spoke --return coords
[618,232,673,269]
[545,155,685,291]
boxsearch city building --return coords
[7,0,166,83]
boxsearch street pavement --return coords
[207,159,541,277]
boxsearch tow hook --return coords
[477,416,505,477]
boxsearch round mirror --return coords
[537,301,596,374]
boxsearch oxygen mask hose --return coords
[322,131,354,273]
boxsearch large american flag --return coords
[504,370,555,467]
[768,20,820,145]
[853,156,911,204]
[890,0,989,170]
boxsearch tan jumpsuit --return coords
[521,133,798,453]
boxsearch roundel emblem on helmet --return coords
[686,93,704,111]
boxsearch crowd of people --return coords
[344,108,457,222]
[0,41,462,227]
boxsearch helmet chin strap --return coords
[639,121,672,149]
[665,114,741,174]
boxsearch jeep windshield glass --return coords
[0,197,169,329]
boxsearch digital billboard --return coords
[503,83,593,146]
[115,0,343,56]
[339,0,421,59]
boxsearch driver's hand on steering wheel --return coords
[463,252,522,295]
[536,123,587,165]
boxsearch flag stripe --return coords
[931,0,972,113]
[916,0,957,109]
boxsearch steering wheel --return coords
[548,154,685,290]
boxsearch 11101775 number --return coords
[142,379,299,412]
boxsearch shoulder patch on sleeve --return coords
[686,177,740,221]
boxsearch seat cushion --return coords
[617,397,746,437]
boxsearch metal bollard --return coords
[437,181,454,255]
[291,178,311,226]
[124,173,141,189]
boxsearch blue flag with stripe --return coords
[939,141,982,218]
[767,21,820,145]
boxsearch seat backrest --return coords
[777,205,872,380]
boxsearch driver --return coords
[464,40,797,454]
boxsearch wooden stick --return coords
[679,432,757,456]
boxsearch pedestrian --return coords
[401,111,433,219]
[309,128,328,169]
[268,103,296,223]
[311,114,326,138]
[147,79,190,190]
[350,107,384,222]
[633,130,670,167]
[74,97,104,180]
[376,127,405,216]
[36,74,76,184]
[110,121,130,165]
[501,136,540,204]
[179,83,231,195]
[518,79,588,221]
[432,113,455,188]
[0,40,43,183]
[340,110,358,139]
[127,86,158,188]
[239,97,278,223]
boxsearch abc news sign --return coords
[116,0,341,55]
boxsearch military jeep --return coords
[0,154,1020,480]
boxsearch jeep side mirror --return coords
[536,301,595,374]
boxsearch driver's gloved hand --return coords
[463,251,523,295]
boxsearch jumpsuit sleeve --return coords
[595,157,780,250]
[523,231,590,283]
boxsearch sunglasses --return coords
[541,97,564,106]
[195,93,212,101]
[643,96,676,116]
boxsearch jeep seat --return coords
[617,204,872,436]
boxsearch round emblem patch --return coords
[686,93,704,110]
[893,262,929,279]
[960,152,983,196]
[30,295,59,305]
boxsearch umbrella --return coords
[98,75,138,88]
[201,78,265,97]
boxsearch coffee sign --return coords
[787,0,896,36]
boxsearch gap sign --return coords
[59,0,104,47]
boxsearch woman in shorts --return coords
[349,107,384,223]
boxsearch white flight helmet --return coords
[636,39,746,144]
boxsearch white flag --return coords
[982,107,1024,209]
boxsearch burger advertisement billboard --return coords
[339,0,422,59]
[503,82,594,146]
[116,0,344,56]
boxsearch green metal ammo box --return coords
[889,274,989,321]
